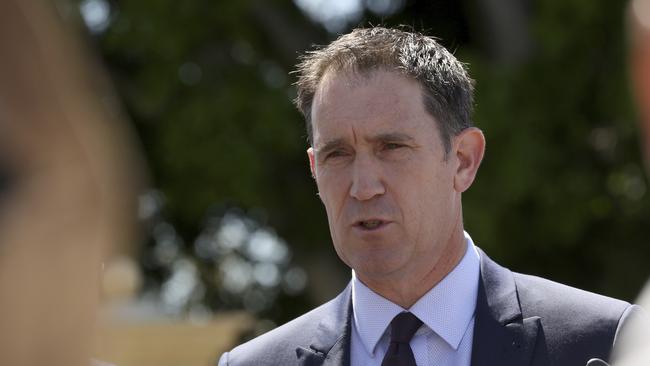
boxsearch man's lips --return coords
[353,219,392,231]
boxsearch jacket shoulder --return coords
[513,271,630,322]
[513,271,631,362]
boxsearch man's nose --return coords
[349,156,385,201]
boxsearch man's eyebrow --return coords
[315,133,415,153]
[314,138,346,155]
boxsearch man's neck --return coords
[358,228,468,309]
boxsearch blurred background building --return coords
[2,0,649,365]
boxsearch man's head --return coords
[294,26,474,155]
[294,27,485,301]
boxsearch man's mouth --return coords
[355,219,388,230]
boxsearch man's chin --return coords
[350,253,410,281]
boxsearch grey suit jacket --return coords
[220,249,639,366]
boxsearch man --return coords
[219,27,639,366]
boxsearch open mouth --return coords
[356,219,387,230]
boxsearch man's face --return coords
[307,69,465,285]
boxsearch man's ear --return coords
[307,147,316,178]
[453,127,485,193]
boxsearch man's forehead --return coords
[311,70,427,143]
[313,70,420,118]
[314,68,373,103]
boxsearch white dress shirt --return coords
[350,231,481,366]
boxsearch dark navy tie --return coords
[381,312,423,366]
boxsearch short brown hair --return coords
[293,26,474,154]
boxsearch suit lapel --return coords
[471,249,540,366]
[297,284,352,366]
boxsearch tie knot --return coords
[389,312,423,343]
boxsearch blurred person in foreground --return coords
[630,0,650,170]
[220,27,642,366]
[610,1,650,365]
[0,1,141,365]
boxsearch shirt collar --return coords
[351,231,481,356]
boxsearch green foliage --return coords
[89,0,650,322]
[463,0,650,299]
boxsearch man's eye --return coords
[325,150,347,159]
[384,143,404,150]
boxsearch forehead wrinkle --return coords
[368,132,414,143]
[351,125,358,145]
